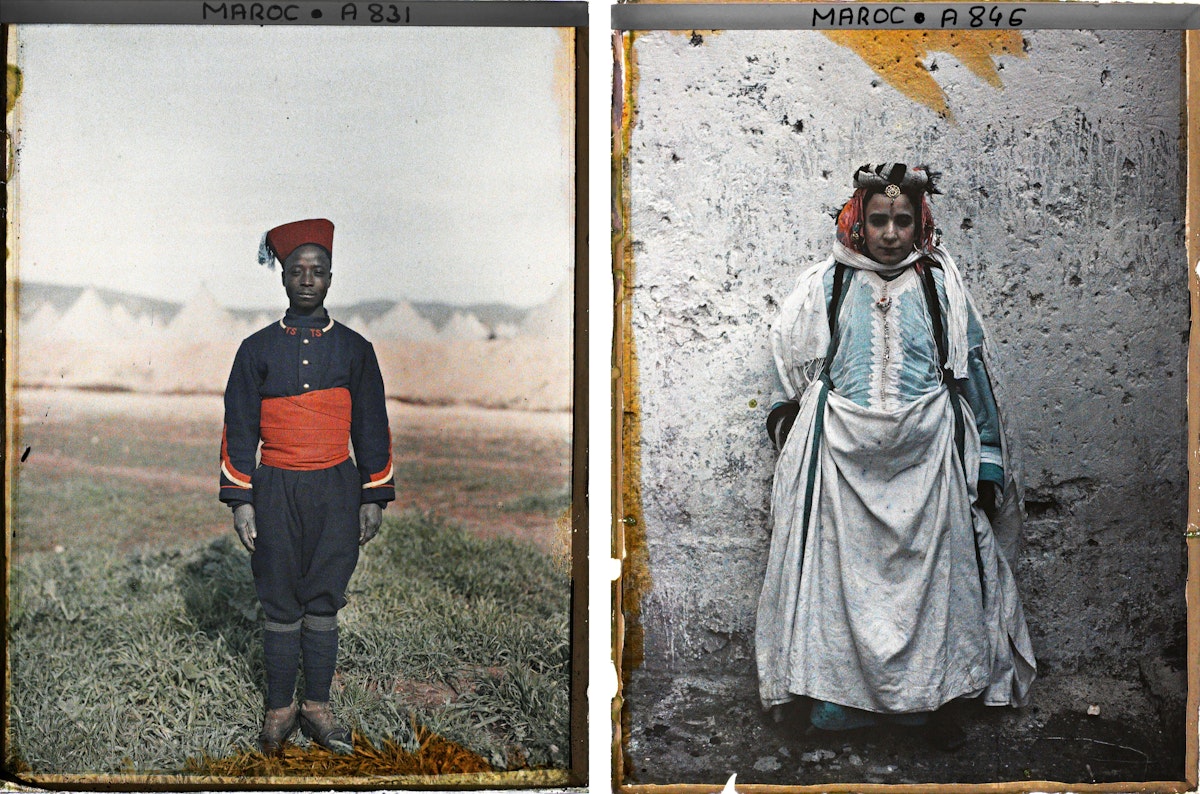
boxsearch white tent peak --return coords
[368,300,438,340]
[169,283,237,338]
[56,287,112,340]
[440,310,490,341]
[22,301,62,340]
[520,273,573,342]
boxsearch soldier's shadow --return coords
[175,535,266,697]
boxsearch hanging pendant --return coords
[876,295,892,313]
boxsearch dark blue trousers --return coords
[250,459,361,623]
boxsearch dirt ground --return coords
[11,388,573,560]
[623,664,1187,786]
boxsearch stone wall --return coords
[622,28,1186,780]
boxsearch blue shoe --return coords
[889,711,930,727]
[809,700,878,731]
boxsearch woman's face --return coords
[863,192,917,266]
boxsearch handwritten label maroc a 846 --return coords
[812,5,1026,28]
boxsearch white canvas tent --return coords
[367,300,437,340]
[55,287,111,340]
[168,285,240,342]
[520,275,572,343]
[439,311,490,341]
[21,301,61,340]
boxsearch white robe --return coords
[756,254,1036,713]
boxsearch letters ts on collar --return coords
[280,308,335,331]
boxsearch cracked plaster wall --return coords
[625,28,1187,720]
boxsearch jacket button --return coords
[303,339,310,344]
[302,360,309,365]
[303,383,310,389]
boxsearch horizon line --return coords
[14,279,552,313]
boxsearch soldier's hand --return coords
[233,503,257,552]
[359,503,383,546]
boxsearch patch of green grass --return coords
[393,460,474,486]
[457,664,569,767]
[9,545,264,773]
[392,460,540,497]
[500,490,572,515]
[8,511,570,775]
[379,512,568,618]
[12,467,228,558]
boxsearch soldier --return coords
[220,218,395,755]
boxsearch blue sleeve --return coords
[962,351,1004,488]
[350,341,395,506]
[936,270,1003,489]
[220,339,261,507]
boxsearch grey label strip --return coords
[612,3,1200,31]
[1,1,587,26]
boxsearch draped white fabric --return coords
[758,254,1036,713]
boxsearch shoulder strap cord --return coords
[919,261,986,606]
[820,262,850,389]
[797,263,851,544]
[918,261,965,461]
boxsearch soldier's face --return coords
[282,245,332,313]
[864,193,917,266]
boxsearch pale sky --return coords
[13,25,574,309]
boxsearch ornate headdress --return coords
[835,163,940,254]
[852,162,937,196]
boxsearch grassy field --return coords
[8,390,574,778]
[8,511,570,776]
[13,391,572,558]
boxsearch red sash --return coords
[260,387,351,470]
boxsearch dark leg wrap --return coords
[301,614,339,703]
[263,624,302,710]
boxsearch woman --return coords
[756,163,1035,747]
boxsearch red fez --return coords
[265,218,334,264]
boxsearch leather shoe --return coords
[299,701,353,755]
[258,702,299,756]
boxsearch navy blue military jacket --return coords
[220,309,395,508]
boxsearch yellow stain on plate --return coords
[553,28,576,153]
[6,64,22,116]
[823,30,1025,118]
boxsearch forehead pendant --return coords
[884,184,901,200]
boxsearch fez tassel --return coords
[258,232,275,270]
